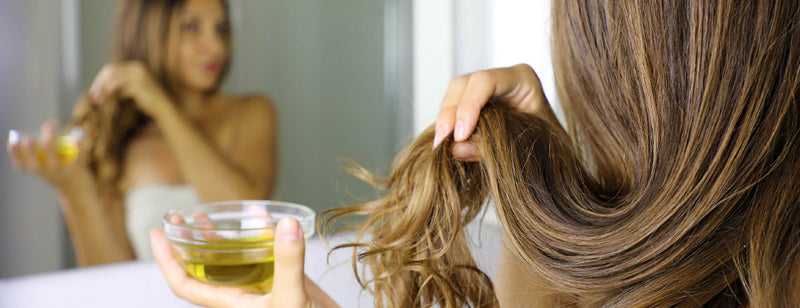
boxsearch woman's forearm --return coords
[153,102,272,202]
[56,172,134,266]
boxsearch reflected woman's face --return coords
[176,0,230,92]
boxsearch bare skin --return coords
[7,0,276,265]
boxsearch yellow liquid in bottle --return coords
[174,232,276,293]
[35,136,79,166]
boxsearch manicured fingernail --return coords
[454,121,466,141]
[168,213,184,224]
[452,142,477,160]
[8,130,20,146]
[432,128,445,149]
[68,127,85,141]
[277,218,299,242]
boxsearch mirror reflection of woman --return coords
[7,0,276,265]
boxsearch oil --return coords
[55,135,79,163]
[182,255,275,292]
[173,231,276,293]
[35,135,79,166]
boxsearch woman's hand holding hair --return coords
[433,64,557,160]
[151,217,339,308]
[89,61,174,119]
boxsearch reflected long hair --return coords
[324,0,800,306]
[70,0,231,205]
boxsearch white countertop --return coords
[0,220,501,308]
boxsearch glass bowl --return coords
[162,200,316,293]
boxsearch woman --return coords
[7,0,276,265]
[152,0,800,307]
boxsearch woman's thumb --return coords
[270,217,308,306]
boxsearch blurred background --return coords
[0,0,554,278]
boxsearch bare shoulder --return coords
[215,94,276,143]
[119,124,183,190]
[231,94,276,123]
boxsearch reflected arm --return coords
[152,96,277,202]
[56,170,135,266]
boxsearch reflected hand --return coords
[433,64,556,161]
[7,121,91,190]
[89,61,173,118]
[151,217,339,308]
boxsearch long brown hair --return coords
[325,0,800,306]
[70,0,231,204]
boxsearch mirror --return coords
[0,0,412,277]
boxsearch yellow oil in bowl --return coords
[172,231,276,293]
[163,200,316,295]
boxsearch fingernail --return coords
[432,128,444,149]
[276,218,300,242]
[454,121,465,141]
[68,127,85,141]
[453,142,477,160]
[8,130,20,146]
[168,213,184,224]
